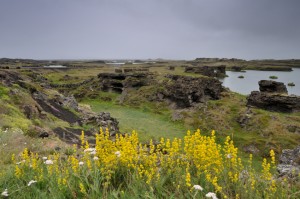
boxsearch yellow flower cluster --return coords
[10,129,280,198]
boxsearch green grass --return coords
[82,100,187,142]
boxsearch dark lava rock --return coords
[53,127,92,145]
[97,73,152,93]
[54,94,79,111]
[277,146,300,178]
[259,80,287,94]
[81,112,119,136]
[184,65,226,77]
[0,71,22,86]
[164,75,223,108]
[247,91,300,112]
[39,131,49,138]
[33,92,80,124]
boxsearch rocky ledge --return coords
[247,80,300,112]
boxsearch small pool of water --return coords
[220,68,300,95]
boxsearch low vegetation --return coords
[269,76,278,79]
[1,129,299,199]
[1,59,300,198]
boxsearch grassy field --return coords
[82,100,188,142]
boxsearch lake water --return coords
[220,68,300,96]
[43,65,66,68]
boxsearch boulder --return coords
[277,146,300,178]
[247,91,300,112]
[163,75,223,108]
[81,112,119,136]
[54,94,79,111]
[259,80,288,94]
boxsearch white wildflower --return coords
[16,160,26,165]
[44,160,53,165]
[226,154,232,159]
[79,161,84,166]
[206,192,218,199]
[115,151,121,157]
[27,180,37,186]
[42,156,48,160]
[90,151,97,155]
[93,156,99,160]
[1,189,8,197]
[193,185,203,191]
[84,148,96,153]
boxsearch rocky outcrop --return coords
[53,127,93,145]
[53,95,79,111]
[163,75,223,108]
[81,112,119,136]
[258,80,287,94]
[0,71,22,86]
[247,81,300,112]
[32,91,81,124]
[247,91,300,112]
[277,146,300,178]
[97,73,153,93]
[185,65,226,77]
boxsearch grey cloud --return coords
[0,0,299,59]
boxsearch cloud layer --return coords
[0,0,299,60]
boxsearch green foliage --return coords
[269,75,278,79]
[0,86,10,100]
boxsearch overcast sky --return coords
[0,0,299,60]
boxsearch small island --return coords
[288,82,295,86]
[269,75,278,79]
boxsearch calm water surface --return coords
[221,68,300,96]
